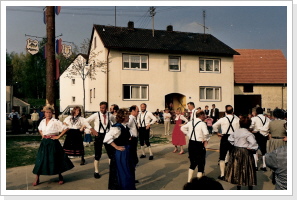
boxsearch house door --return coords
[165,93,186,112]
[234,95,261,116]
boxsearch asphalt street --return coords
[5,124,276,191]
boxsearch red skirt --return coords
[172,118,186,146]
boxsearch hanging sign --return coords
[62,44,72,58]
[26,38,39,55]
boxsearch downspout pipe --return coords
[107,49,110,103]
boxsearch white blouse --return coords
[103,126,122,144]
[63,116,92,130]
[38,118,63,135]
[175,114,188,123]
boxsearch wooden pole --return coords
[45,6,57,117]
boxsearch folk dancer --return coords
[212,105,240,180]
[181,111,210,182]
[187,102,197,121]
[250,107,270,171]
[87,101,114,179]
[138,103,157,160]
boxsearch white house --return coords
[60,22,239,113]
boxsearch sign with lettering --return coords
[26,38,39,55]
[62,44,72,58]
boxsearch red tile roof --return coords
[234,49,287,84]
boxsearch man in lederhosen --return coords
[250,106,271,171]
[138,103,157,160]
[128,105,140,183]
[181,111,210,182]
[212,105,240,180]
[88,101,114,179]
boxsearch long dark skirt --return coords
[225,146,257,186]
[32,138,74,175]
[108,145,136,190]
[63,129,84,156]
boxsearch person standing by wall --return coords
[163,108,171,136]
[138,103,157,160]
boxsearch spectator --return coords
[20,113,30,134]
[31,109,39,134]
[163,108,171,136]
[8,109,20,134]
[183,176,224,190]
[204,115,214,135]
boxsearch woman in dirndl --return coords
[224,116,258,190]
[32,105,74,186]
[103,108,136,190]
[172,108,188,154]
[59,106,92,165]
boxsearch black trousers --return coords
[219,134,233,161]
[129,136,139,166]
[253,132,268,155]
[94,133,113,160]
[139,127,150,147]
[188,140,206,172]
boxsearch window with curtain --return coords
[200,87,221,101]
[123,85,148,100]
[199,58,221,73]
[123,54,148,70]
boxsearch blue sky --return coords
[4,1,289,58]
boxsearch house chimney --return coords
[167,25,173,32]
[128,21,134,30]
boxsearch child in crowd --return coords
[83,127,93,147]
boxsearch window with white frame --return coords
[123,54,148,70]
[123,85,148,100]
[169,56,180,71]
[200,87,221,101]
[199,58,220,72]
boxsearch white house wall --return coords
[59,55,85,112]
[85,30,107,112]
[107,50,234,112]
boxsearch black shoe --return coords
[218,176,225,180]
[80,159,85,165]
[149,155,154,160]
[260,167,267,171]
[255,167,258,171]
[140,155,146,158]
[135,180,139,183]
[94,172,101,179]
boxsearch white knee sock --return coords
[197,172,203,179]
[253,154,258,167]
[262,155,266,168]
[141,146,145,155]
[188,169,194,182]
[219,160,225,177]
[148,146,153,156]
[94,160,99,173]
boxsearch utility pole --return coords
[45,6,58,118]
[115,6,116,27]
[150,7,156,37]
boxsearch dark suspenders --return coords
[257,116,267,126]
[225,116,235,134]
[98,112,110,134]
[190,120,201,141]
[139,111,147,127]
